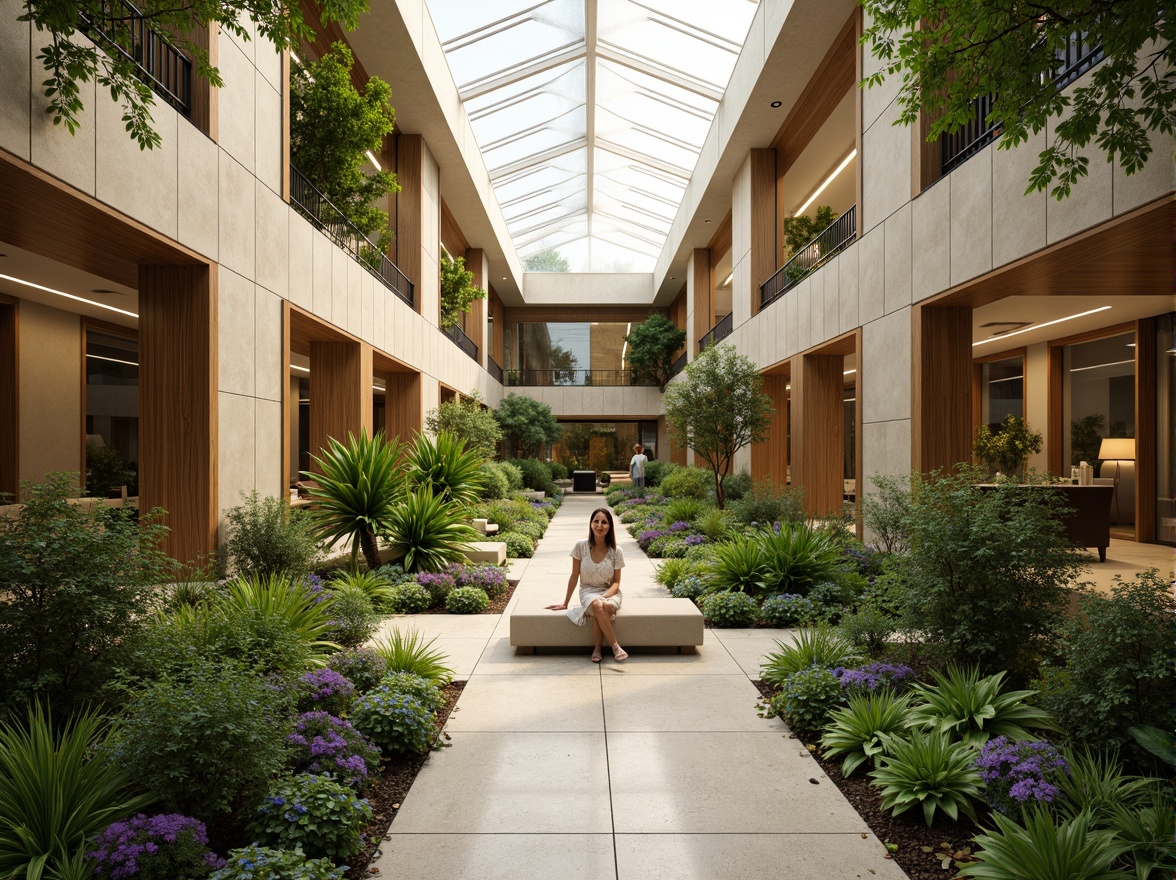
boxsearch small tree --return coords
[424,392,502,461]
[781,205,837,258]
[439,255,486,331]
[521,249,570,272]
[973,414,1043,479]
[624,315,686,391]
[290,43,399,257]
[663,344,774,509]
[494,394,562,459]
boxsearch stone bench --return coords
[465,541,507,565]
[510,597,704,653]
[472,518,499,536]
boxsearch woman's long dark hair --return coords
[587,507,617,551]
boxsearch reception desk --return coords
[977,484,1114,562]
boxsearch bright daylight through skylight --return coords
[424,0,759,272]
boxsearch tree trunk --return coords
[360,527,382,570]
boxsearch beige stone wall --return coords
[17,301,82,486]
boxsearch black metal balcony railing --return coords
[79,0,192,116]
[487,356,504,383]
[670,351,687,378]
[760,205,857,310]
[1050,31,1104,90]
[444,323,478,361]
[503,369,658,387]
[289,165,414,308]
[698,312,734,352]
[941,92,999,176]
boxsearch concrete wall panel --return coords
[0,14,31,160]
[949,150,993,286]
[217,268,255,397]
[910,179,950,303]
[862,307,911,424]
[883,202,912,314]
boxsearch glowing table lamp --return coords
[1098,438,1135,524]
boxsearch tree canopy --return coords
[439,255,486,331]
[21,0,369,150]
[623,314,686,392]
[521,249,570,272]
[494,394,562,459]
[861,0,1175,199]
[663,343,774,509]
[424,392,502,461]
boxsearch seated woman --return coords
[545,507,628,662]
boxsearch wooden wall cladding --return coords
[394,134,424,309]
[792,353,843,515]
[138,265,217,566]
[488,287,505,366]
[913,306,972,474]
[308,340,372,467]
[1134,316,1157,542]
[503,306,665,325]
[669,288,687,358]
[0,296,17,499]
[383,372,422,444]
[691,248,712,350]
[751,373,790,483]
[707,212,732,258]
[751,149,778,312]
[465,248,486,362]
[443,202,471,258]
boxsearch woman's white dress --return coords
[566,539,625,626]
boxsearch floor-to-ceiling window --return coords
[84,327,139,496]
[1156,314,1175,544]
[553,420,659,472]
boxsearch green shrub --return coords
[373,563,416,587]
[326,649,386,694]
[327,570,398,614]
[476,498,547,531]
[210,845,343,880]
[414,570,455,606]
[223,491,321,580]
[654,557,694,589]
[380,671,445,712]
[323,585,378,649]
[350,689,434,754]
[838,601,897,656]
[861,473,912,554]
[478,461,511,500]
[0,703,152,880]
[759,626,864,687]
[685,542,718,563]
[446,586,490,614]
[707,535,769,597]
[869,731,983,826]
[0,473,170,713]
[659,466,712,499]
[769,665,843,734]
[729,478,806,526]
[508,520,544,541]
[548,461,569,480]
[670,576,707,602]
[759,593,818,627]
[506,458,555,494]
[883,467,1082,683]
[384,488,479,573]
[721,470,753,502]
[699,591,760,627]
[249,774,372,861]
[503,531,534,558]
[760,525,841,595]
[405,432,485,507]
[288,712,380,791]
[85,442,136,498]
[821,690,913,776]
[665,496,705,523]
[694,507,732,541]
[89,813,222,880]
[111,662,293,818]
[907,666,1057,749]
[499,461,524,492]
[386,582,432,614]
[370,629,453,685]
[643,459,675,488]
[957,807,1126,880]
[1036,570,1175,759]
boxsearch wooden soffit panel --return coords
[504,306,665,324]
[440,201,470,258]
[707,212,733,258]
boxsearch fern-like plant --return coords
[384,488,478,573]
[328,570,399,614]
[694,507,732,541]
[371,628,454,686]
[305,431,406,571]
[1051,745,1150,826]
[906,666,1057,748]
[820,690,913,777]
[405,431,485,507]
[759,626,864,687]
[759,524,842,594]
[664,496,705,524]
[707,535,769,597]
[957,807,1127,880]
[869,730,983,826]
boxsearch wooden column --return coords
[383,372,422,444]
[138,265,217,565]
[792,353,843,515]
[465,247,488,367]
[1135,316,1157,542]
[395,134,425,314]
[308,340,372,465]
[912,305,972,474]
[689,248,712,355]
[751,373,790,483]
[750,148,777,317]
[0,297,17,500]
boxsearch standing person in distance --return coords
[545,507,628,663]
[629,443,648,489]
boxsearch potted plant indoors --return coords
[973,414,1043,480]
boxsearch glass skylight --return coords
[425,0,758,272]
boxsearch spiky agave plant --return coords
[383,487,479,573]
[305,431,406,571]
[405,431,485,507]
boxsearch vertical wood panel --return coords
[1135,317,1157,542]
[281,302,291,490]
[465,247,487,366]
[853,327,863,529]
[1047,345,1065,478]
[912,306,972,474]
[750,149,777,314]
[751,373,790,482]
[139,265,217,565]
[489,288,505,366]
[384,372,421,444]
[395,134,423,310]
[0,297,17,499]
[691,248,711,351]
[308,340,369,466]
[793,354,843,514]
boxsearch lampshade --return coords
[1098,438,1136,460]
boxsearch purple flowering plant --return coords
[637,529,667,549]
[975,736,1069,816]
[288,711,381,790]
[445,563,508,597]
[668,521,692,532]
[249,773,373,860]
[89,814,225,879]
[327,648,386,694]
[834,663,916,694]
[295,669,356,716]
[684,534,707,546]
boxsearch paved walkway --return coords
[370,493,907,880]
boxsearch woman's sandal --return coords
[591,648,602,663]
[611,644,629,662]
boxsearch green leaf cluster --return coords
[425,391,503,461]
[211,844,344,880]
[370,628,453,686]
[494,394,562,459]
[349,689,434,755]
[973,415,1044,477]
[869,730,983,826]
[439,255,487,330]
[521,248,569,272]
[781,205,837,257]
[821,689,913,777]
[223,490,321,580]
[623,315,686,392]
[958,807,1127,880]
[906,666,1058,749]
[382,487,478,573]
[760,626,864,687]
[698,590,760,627]
[771,664,845,734]
[248,773,372,860]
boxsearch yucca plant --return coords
[707,534,769,597]
[906,666,1058,748]
[869,729,983,826]
[405,431,485,507]
[664,496,705,524]
[305,431,406,571]
[820,690,913,777]
[0,703,152,880]
[328,569,400,614]
[383,488,478,573]
[216,574,341,668]
[1052,745,1150,825]
[957,807,1128,880]
[371,628,454,686]
[760,625,864,687]
[759,524,842,594]
[694,507,732,541]
[1108,785,1176,880]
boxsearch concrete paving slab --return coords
[597,634,743,675]
[709,634,795,679]
[602,674,783,732]
[373,613,500,639]
[372,834,616,880]
[474,637,602,675]
[447,674,604,732]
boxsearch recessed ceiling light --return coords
[704,219,711,223]
[91,288,117,294]
[972,306,1112,346]
[0,273,138,318]
[770,101,782,108]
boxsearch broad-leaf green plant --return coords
[371,628,453,686]
[821,690,914,777]
[383,488,478,573]
[0,703,151,880]
[869,730,983,826]
[759,524,841,594]
[1108,785,1176,880]
[760,626,865,688]
[707,534,769,597]
[405,431,485,507]
[957,808,1128,880]
[906,666,1058,749]
[305,431,406,572]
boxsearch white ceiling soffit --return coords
[424,0,759,273]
